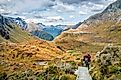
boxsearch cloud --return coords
[0,0,9,3]
[12,0,54,12]
[0,0,117,25]
[59,0,116,5]
[52,3,75,12]
[0,0,55,13]
[79,11,88,15]
[45,16,64,22]
[69,15,75,18]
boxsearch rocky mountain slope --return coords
[31,30,54,41]
[27,22,54,41]
[0,15,71,41]
[43,26,63,38]
[7,17,28,30]
[27,22,73,41]
[54,0,121,52]
[0,14,35,43]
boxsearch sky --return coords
[0,0,117,25]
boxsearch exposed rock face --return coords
[91,46,121,80]
[103,0,121,13]
[14,17,28,30]
[81,0,121,27]
[0,15,14,41]
[0,15,10,39]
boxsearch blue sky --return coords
[0,0,116,25]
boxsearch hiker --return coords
[83,52,91,69]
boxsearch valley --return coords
[0,0,121,80]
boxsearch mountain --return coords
[34,24,70,35]
[43,26,63,37]
[27,22,73,41]
[31,30,54,41]
[0,14,35,43]
[6,17,28,30]
[27,22,53,41]
[81,0,121,27]
[54,0,121,79]
[54,0,121,51]
[4,17,74,41]
[27,22,41,32]
[14,17,28,30]
[71,22,82,29]
[103,0,121,13]
[37,23,46,29]
[2,18,64,41]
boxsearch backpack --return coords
[84,57,89,62]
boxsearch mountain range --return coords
[5,16,74,41]
[0,14,35,43]
[0,0,121,80]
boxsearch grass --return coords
[0,40,77,80]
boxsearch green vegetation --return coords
[0,41,76,80]
[0,64,76,80]
[9,25,35,43]
[0,15,35,43]
[31,30,54,41]
[91,46,121,80]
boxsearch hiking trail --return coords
[75,67,92,80]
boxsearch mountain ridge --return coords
[55,0,121,51]
[0,14,35,43]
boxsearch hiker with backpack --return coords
[82,52,91,69]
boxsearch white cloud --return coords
[79,11,88,15]
[47,16,64,20]
[69,15,75,18]
[0,0,54,13]
[45,16,64,23]
[52,2,75,12]
[25,18,41,23]
[0,0,8,3]
[0,0,117,25]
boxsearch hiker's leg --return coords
[87,62,90,69]
[87,64,89,69]
[85,61,89,69]
[82,61,85,66]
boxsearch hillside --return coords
[9,17,28,30]
[31,30,54,41]
[0,40,77,79]
[54,0,121,79]
[0,14,77,80]
[54,0,121,52]
[0,14,35,43]
[91,45,121,80]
